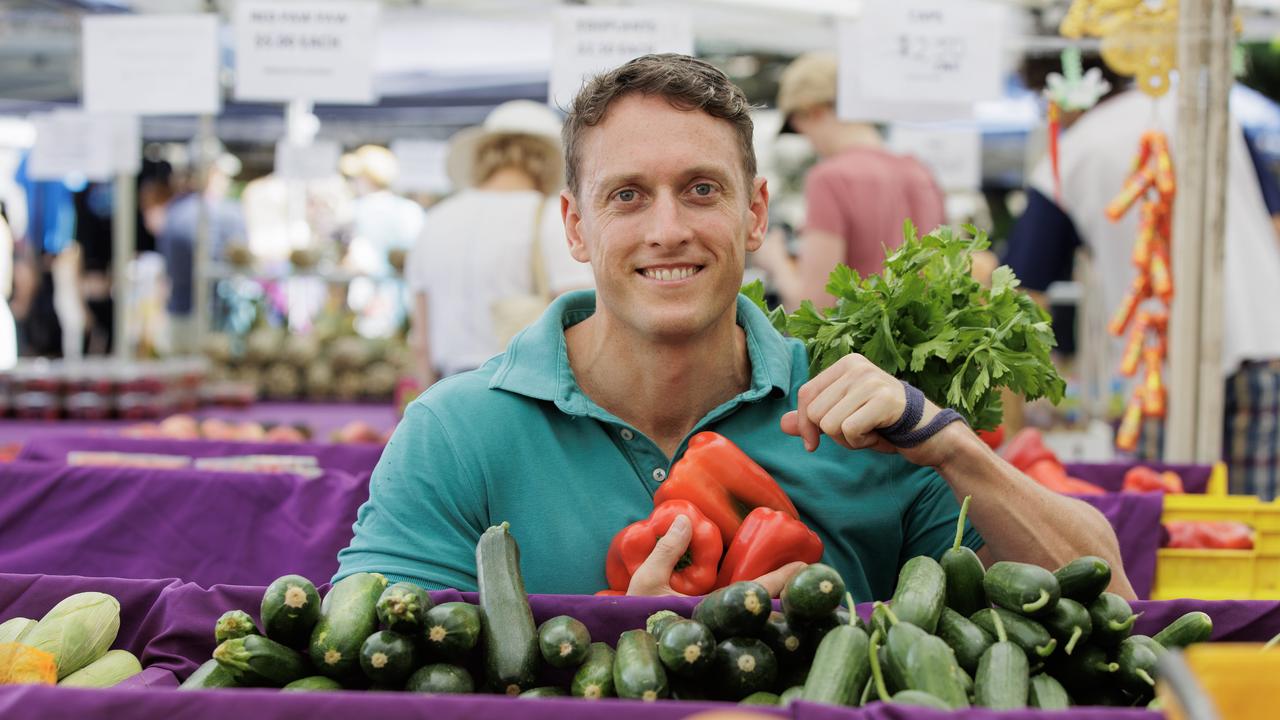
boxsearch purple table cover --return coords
[1066,462,1213,494]
[1076,493,1167,600]
[15,434,386,476]
[0,461,366,587]
[3,572,1278,719]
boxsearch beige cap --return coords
[776,52,838,133]
[340,145,398,189]
[445,100,564,191]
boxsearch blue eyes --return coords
[693,183,714,196]
[612,184,717,203]
[617,189,638,202]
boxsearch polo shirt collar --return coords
[489,290,794,411]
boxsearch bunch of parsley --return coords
[744,223,1065,431]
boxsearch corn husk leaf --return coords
[58,649,142,688]
[0,618,37,645]
[22,592,121,679]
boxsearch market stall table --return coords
[1066,462,1214,494]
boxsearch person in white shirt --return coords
[405,100,594,386]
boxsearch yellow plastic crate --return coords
[1161,643,1280,720]
[1153,463,1280,600]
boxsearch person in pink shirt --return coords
[756,52,946,309]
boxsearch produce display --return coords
[123,414,389,445]
[0,358,208,421]
[0,592,142,688]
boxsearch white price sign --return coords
[29,112,140,181]
[888,125,982,191]
[274,140,341,180]
[82,15,221,115]
[550,7,693,110]
[235,1,379,104]
[390,139,451,194]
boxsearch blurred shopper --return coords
[754,52,945,309]
[404,100,594,387]
[1004,88,1280,499]
[0,207,15,369]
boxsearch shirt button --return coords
[652,468,667,482]
[620,428,634,441]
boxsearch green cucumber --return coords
[476,522,539,695]
[179,658,239,690]
[215,610,259,646]
[983,561,1061,617]
[571,642,616,699]
[936,606,993,675]
[214,634,309,687]
[971,608,1057,659]
[957,664,974,698]
[282,675,343,691]
[519,686,567,698]
[901,633,970,709]
[645,610,682,639]
[893,690,953,709]
[759,612,809,667]
[740,691,781,706]
[656,619,716,678]
[781,563,846,621]
[882,607,929,693]
[422,602,481,661]
[801,624,870,706]
[359,630,416,686]
[1028,673,1070,709]
[713,637,777,701]
[870,602,894,639]
[1041,597,1092,655]
[1050,644,1118,693]
[614,630,668,701]
[941,496,986,617]
[1087,592,1137,648]
[405,663,474,694]
[1152,611,1213,648]
[309,572,387,679]
[973,610,1030,710]
[538,615,591,669]
[1116,635,1164,694]
[868,628,950,709]
[375,581,432,635]
[781,684,806,706]
[692,581,771,639]
[890,556,946,633]
[262,575,322,649]
[1054,556,1112,603]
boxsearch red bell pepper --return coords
[654,431,800,543]
[1123,466,1184,494]
[1003,428,1057,471]
[716,507,824,588]
[1164,521,1254,550]
[605,500,723,595]
[977,425,1005,451]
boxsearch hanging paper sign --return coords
[234,1,380,104]
[390,140,451,194]
[81,15,221,115]
[550,7,693,110]
[888,125,982,191]
[274,139,341,180]
[29,111,140,181]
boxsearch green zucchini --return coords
[983,561,1061,617]
[308,572,387,680]
[781,684,806,707]
[1050,644,1118,693]
[1152,610,1213,648]
[1053,556,1112,603]
[794,607,860,647]
[282,675,343,691]
[1028,673,1071,709]
[740,691,781,706]
[1115,635,1164,694]
[476,522,539,695]
[776,661,809,691]
[405,663,474,694]
[941,495,987,617]
[901,633,970,709]
[936,606,993,675]
[262,575,322,649]
[571,642,616,699]
[890,556,947,633]
[1087,592,1137,648]
[801,624,870,706]
[669,677,712,701]
[971,608,1057,659]
[713,637,778,701]
[215,610,259,646]
[538,615,591,669]
[656,619,716,678]
[214,634,310,687]
[422,602,481,661]
[614,630,668,701]
[973,609,1029,709]
[645,610,682,639]
[359,630,416,686]
[781,563,846,622]
[692,581,771,639]
[759,611,809,668]
[519,686,567,698]
[178,658,239,690]
[1041,597,1092,655]
[375,581,432,635]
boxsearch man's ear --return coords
[562,189,591,263]
[745,176,769,253]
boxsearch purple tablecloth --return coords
[1067,462,1213,494]
[3,572,1276,719]
[1076,493,1167,600]
[0,462,366,587]
[16,434,386,476]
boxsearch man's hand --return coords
[781,353,963,468]
[626,515,808,597]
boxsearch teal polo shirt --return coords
[335,290,983,600]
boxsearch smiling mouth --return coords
[638,265,704,281]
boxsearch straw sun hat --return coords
[445,100,564,191]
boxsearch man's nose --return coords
[644,192,694,248]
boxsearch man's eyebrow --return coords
[596,165,736,194]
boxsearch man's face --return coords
[562,93,769,343]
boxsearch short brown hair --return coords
[472,134,560,195]
[563,53,756,195]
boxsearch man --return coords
[754,52,946,310]
[335,54,1131,600]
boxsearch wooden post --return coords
[192,113,215,357]
[111,171,136,361]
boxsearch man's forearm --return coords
[933,425,1136,599]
